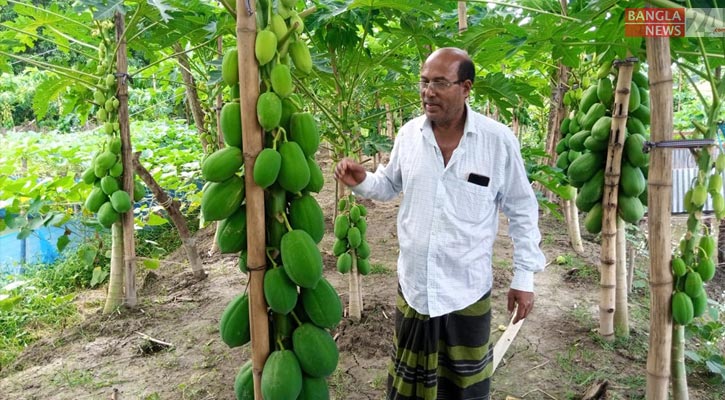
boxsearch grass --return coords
[370,263,393,275]
[50,367,118,389]
[0,213,195,370]
[329,368,354,399]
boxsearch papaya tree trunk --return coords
[216,36,224,147]
[566,197,584,254]
[237,2,268,398]
[386,103,394,139]
[671,324,689,399]
[115,11,137,308]
[349,249,362,321]
[173,42,208,151]
[132,152,206,279]
[599,60,634,341]
[103,222,124,314]
[614,218,630,337]
[645,33,674,399]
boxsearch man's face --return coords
[419,52,471,125]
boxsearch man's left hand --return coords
[507,289,534,324]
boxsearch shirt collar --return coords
[419,103,479,138]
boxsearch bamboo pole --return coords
[457,2,467,32]
[614,218,630,337]
[599,59,634,341]
[236,2,268,399]
[645,35,674,400]
[115,11,137,309]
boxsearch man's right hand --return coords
[334,158,367,187]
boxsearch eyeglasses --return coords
[418,80,463,92]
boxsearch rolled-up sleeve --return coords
[351,133,404,201]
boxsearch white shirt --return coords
[352,104,546,317]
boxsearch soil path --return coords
[0,158,720,400]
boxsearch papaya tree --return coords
[0,0,229,311]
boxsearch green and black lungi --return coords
[387,288,493,400]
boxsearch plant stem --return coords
[0,23,97,60]
[131,37,217,76]
[466,0,581,21]
[0,51,97,88]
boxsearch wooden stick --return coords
[135,331,174,347]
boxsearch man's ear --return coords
[462,80,473,97]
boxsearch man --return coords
[334,47,546,399]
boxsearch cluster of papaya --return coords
[82,23,146,228]
[670,144,725,325]
[211,1,339,399]
[333,195,371,275]
[556,60,651,234]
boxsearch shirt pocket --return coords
[448,179,494,224]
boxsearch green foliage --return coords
[0,120,202,261]
[0,251,95,367]
[521,146,566,218]
[685,302,725,384]
[0,69,74,129]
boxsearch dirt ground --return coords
[0,156,724,400]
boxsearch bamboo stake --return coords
[614,217,630,337]
[237,2,268,399]
[115,11,137,309]
[645,35,674,400]
[457,2,467,32]
[599,59,634,341]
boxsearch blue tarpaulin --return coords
[0,213,90,275]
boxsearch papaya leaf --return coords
[32,75,72,120]
[147,0,177,22]
[90,266,109,287]
[78,246,98,268]
[57,234,71,252]
[79,0,127,20]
